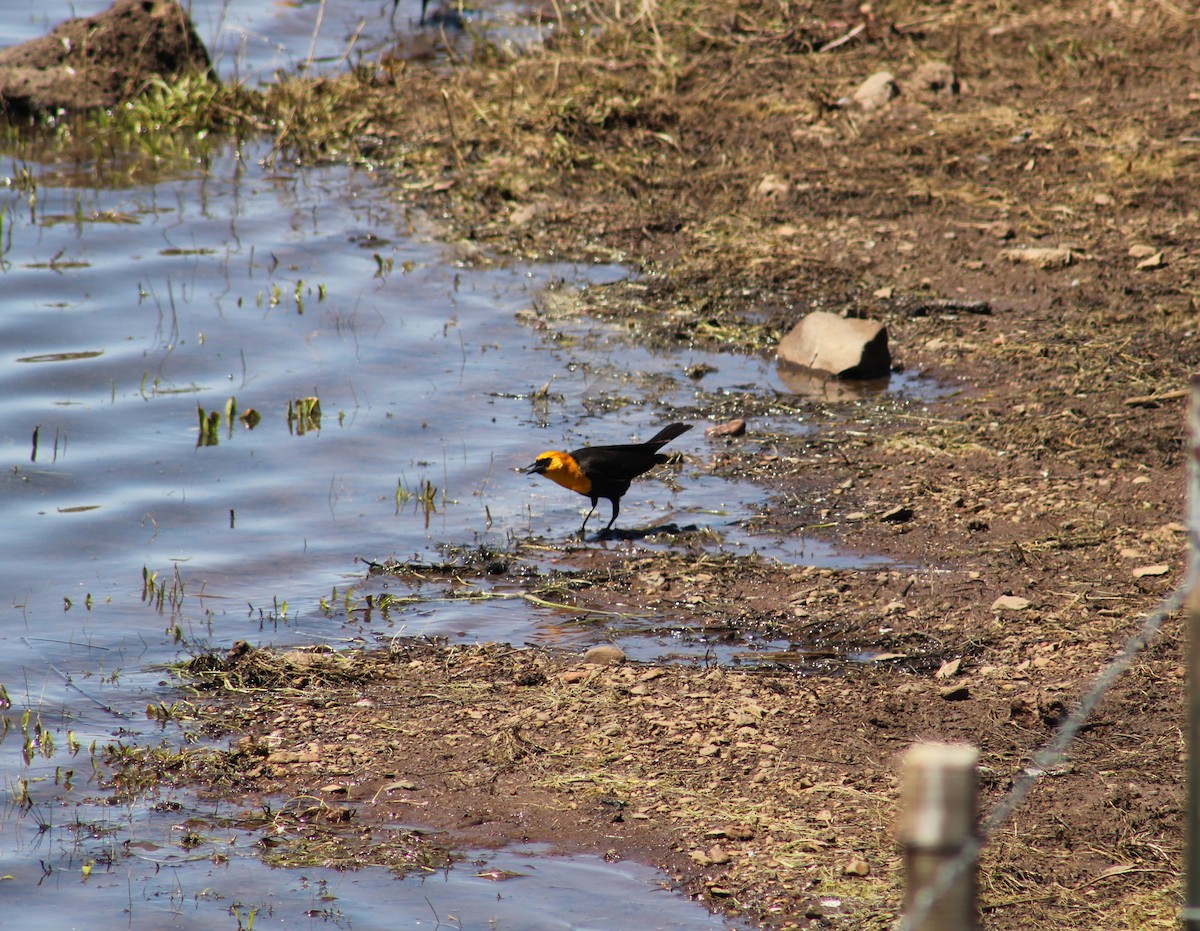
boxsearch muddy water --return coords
[0,3,937,927]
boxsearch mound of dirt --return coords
[0,0,211,115]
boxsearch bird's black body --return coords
[524,423,692,535]
[569,423,691,509]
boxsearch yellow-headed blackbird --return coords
[523,423,692,535]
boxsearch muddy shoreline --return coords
[100,0,1200,928]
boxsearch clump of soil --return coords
[0,0,211,115]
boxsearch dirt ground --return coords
[107,1,1200,928]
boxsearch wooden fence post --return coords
[1183,374,1200,930]
[898,742,979,931]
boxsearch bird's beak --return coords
[523,460,548,475]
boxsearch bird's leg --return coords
[602,499,620,532]
[577,502,597,538]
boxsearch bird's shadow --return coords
[582,522,699,543]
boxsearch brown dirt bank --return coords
[112,0,1199,928]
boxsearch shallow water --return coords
[0,2,939,927]
[0,136,766,927]
[16,828,736,930]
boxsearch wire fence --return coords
[897,373,1200,931]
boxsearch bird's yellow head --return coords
[523,450,592,495]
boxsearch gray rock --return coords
[939,683,971,701]
[582,645,625,666]
[0,0,212,116]
[776,311,891,379]
[850,71,898,111]
[705,418,747,438]
[999,246,1075,269]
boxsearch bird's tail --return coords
[646,422,692,449]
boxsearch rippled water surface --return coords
[0,136,768,927]
[0,2,944,927]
